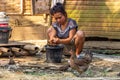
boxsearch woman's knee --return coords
[76,30,85,39]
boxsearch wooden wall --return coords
[65,0,120,39]
[0,0,120,40]
[0,0,22,14]
[0,0,49,41]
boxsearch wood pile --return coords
[0,44,40,57]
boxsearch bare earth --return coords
[0,40,120,80]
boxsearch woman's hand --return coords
[48,38,54,44]
[48,37,60,44]
[53,37,60,44]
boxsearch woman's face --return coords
[53,12,66,25]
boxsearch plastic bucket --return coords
[45,44,64,63]
[0,27,12,44]
[0,23,8,27]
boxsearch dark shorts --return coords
[63,38,76,55]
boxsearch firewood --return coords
[0,47,11,53]
[23,45,39,51]
[11,47,21,52]
[10,47,29,56]
[1,52,13,57]
[20,49,29,56]
[11,47,22,57]
[0,47,13,57]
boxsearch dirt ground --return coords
[0,40,120,80]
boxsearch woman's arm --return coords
[48,27,57,44]
[55,28,77,44]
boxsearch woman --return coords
[47,2,85,58]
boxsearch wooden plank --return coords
[66,0,119,1]
[11,24,48,40]
[83,31,120,36]
[84,34,120,39]
[32,0,50,14]
[67,13,120,18]
[85,34,120,39]
[108,36,120,39]
[78,24,120,28]
[65,0,120,6]
[70,18,120,23]
[66,10,120,14]
[84,41,120,50]
[79,26,120,31]
[66,9,114,13]
[0,0,21,14]
[65,5,120,10]
[0,43,25,47]
[77,22,120,27]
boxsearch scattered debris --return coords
[0,44,41,57]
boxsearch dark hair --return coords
[50,2,67,16]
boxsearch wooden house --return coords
[65,0,120,40]
[0,0,50,41]
[0,0,120,41]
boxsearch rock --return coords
[23,69,35,73]
[0,71,4,78]
[105,67,113,72]
[117,72,120,76]
[59,64,70,71]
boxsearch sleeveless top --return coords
[52,18,78,39]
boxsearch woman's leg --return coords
[74,30,85,57]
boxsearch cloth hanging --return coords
[51,0,64,8]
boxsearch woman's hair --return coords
[50,2,67,16]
